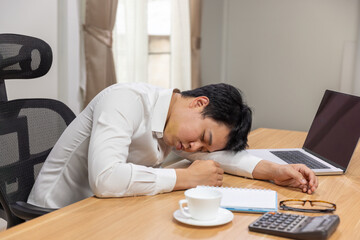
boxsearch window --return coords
[113,0,172,88]
[148,0,171,88]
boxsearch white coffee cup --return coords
[179,188,222,221]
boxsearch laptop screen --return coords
[303,90,360,170]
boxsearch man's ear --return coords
[190,96,209,108]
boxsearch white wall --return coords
[0,0,83,115]
[201,0,224,85]
[0,0,58,100]
[201,0,360,131]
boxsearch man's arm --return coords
[252,160,318,194]
[173,150,262,178]
[173,150,318,194]
[88,90,176,197]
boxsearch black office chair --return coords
[0,34,76,228]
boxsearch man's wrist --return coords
[252,160,277,181]
[174,169,190,190]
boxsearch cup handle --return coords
[179,199,191,218]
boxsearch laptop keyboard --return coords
[270,150,330,169]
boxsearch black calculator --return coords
[248,212,339,240]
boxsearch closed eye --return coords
[199,146,210,153]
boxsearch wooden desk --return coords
[0,128,359,239]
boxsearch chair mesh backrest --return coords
[0,99,75,205]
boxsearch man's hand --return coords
[253,160,318,194]
[174,160,224,190]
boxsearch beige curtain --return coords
[83,0,118,106]
[171,0,191,91]
[189,0,202,89]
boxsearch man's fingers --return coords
[295,164,319,192]
[272,164,318,194]
[286,166,307,185]
[309,176,318,191]
[217,173,223,180]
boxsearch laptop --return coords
[247,90,360,175]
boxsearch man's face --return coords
[163,98,230,153]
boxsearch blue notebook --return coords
[196,186,278,213]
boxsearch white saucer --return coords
[173,208,234,227]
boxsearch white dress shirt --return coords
[27,83,262,208]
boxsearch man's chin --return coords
[162,137,171,147]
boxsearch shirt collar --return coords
[152,88,179,138]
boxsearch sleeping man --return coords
[28,82,318,208]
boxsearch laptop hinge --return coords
[303,148,346,171]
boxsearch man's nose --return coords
[187,141,202,152]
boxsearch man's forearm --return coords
[173,150,262,179]
[252,160,276,181]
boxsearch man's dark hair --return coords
[181,83,252,151]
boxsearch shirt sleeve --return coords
[173,149,263,178]
[88,89,176,198]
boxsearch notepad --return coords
[196,186,277,213]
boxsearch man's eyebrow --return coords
[209,131,212,146]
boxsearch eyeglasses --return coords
[279,199,336,213]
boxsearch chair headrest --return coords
[0,34,53,80]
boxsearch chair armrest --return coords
[10,201,57,220]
